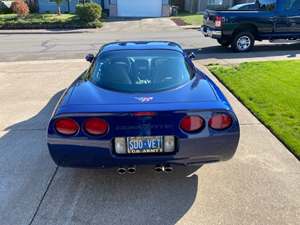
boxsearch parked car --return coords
[0,0,12,13]
[201,0,300,52]
[47,41,240,174]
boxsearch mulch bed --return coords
[171,18,188,26]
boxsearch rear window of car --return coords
[230,3,257,10]
[88,50,194,93]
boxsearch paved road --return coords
[0,19,299,225]
[0,18,300,62]
[0,60,299,225]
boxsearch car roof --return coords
[100,41,184,53]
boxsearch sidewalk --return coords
[195,50,300,65]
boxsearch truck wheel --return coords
[217,39,231,48]
[231,32,255,52]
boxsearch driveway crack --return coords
[28,166,59,225]
[40,40,56,53]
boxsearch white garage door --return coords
[118,0,162,17]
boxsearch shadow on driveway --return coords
[1,90,199,225]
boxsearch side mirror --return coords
[85,53,94,63]
[188,52,196,60]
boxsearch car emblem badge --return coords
[135,97,154,103]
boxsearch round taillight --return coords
[84,118,108,136]
[55,118,79,136]
[180,116,204,133]
[209,113,232,130]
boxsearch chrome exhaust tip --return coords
[127,166,136,174]
[164,165,173,173]
[117,167,127,175]
[154,165,164,173]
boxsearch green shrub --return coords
[76,3,101,22]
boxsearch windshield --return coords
[89,50,194,93]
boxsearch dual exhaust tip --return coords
[154,165,173,173]
[117,166,136,175]
[117,165,173,175]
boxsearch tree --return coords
[55,0,63,15]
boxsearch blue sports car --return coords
[47,41,239,174]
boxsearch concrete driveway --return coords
[0,60,299,225]
[101,18,179,32]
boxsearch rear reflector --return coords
[84,118,109,136]
[55,118,79,136]
[209,113,232,130]
[180,116,204,133]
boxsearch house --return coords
[38,0,170,17]
[184,0,253,12]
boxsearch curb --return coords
[182,25,201,30]
[0,29,98,35]
[0,58,86,66]
[194,53,300,66]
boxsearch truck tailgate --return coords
[203,10,218,28]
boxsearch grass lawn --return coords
[171,12,203,26]
[209,61,300,158]
[0,14,102,29]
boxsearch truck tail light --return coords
[209,113,232,130]
[215,16,223,27]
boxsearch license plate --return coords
[127,136,163,154]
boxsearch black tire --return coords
[217,39,231,48]
[231,31,255,52]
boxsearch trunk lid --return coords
[65,77,217,108]
[52,77,232,139]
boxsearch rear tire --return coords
[217,39,231,48]
[231,31,255,52]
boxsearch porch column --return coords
[162,0,170,17]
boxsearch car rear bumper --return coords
[47,133,239,168]
[201,25,222,39]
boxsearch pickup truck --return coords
[201,0,300,52]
